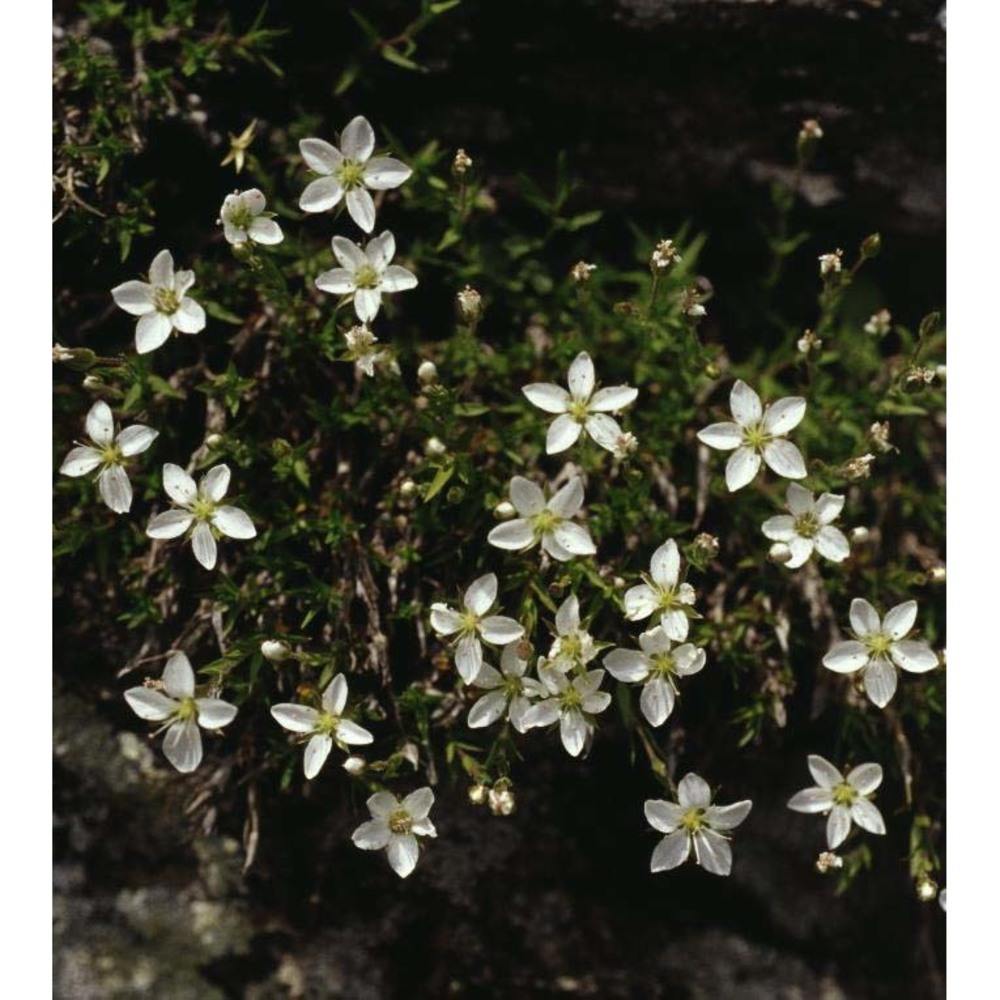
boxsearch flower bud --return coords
[927,565,946,584]
[494,500,516,520]
[82,375,105,391]
[818,250,843,277]
[53,344,98,371]
[864,308,892,337]
[916,877,939,902]
[797,118,824,158]
[815,851,843,874]
[400,479,418,497]
[468,784,488,806]
[693,533,720,561]
[343,755,366,776]
[797,329,823,355]
[205,433,224,448]
[455,286,483,325]
[859,232,881,259]
[703,362,721,379]
[453,148,473,175]
[488,783,515,816]
[650,239,682,275]
[850,526,870,543]
[768,542,793,565]
[570,261,597,283]
[868,421,893,453]
[425,437,447,457]
[417,360,438,385]
[260,640,291,663]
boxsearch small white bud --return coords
[488,785,515,816]
[425,437,447,457]
[82,374,104,391]
[650,239,682,273]
[927,565,946,583]
[400,479,418,497]
[453,148,473,175]
[417,360,438,385]
[815,851,843,874]
[850,526,870,543]
[455,286,483,325]
[916,877,939,902]
[342,755,366,776]
[468,784,488,806]
[494,500,516,520]
[570,261,597,283]
[768,542,793,565]
[205,433,224,448]
[818,250,843,277]
[260,640,291,663]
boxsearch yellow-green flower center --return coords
[100,444,123,466]
[832,781,857,806]
[176,697,199,722]
[569,399,590,422]
[794,512,820,538]
[681,807,706,831]
[315,710,341,736]
[336,159,366,189]
[460,610,480,635]
[388,809,412,835]
[153,287,181,315]
[561,687,582,710]
[227,205,255,230]
[865,633,892,657]
[742,423,770,450]
[191,497,217,521]
[354,263,380,289]
[650,652,677,679]
[532,510,560,536]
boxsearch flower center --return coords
[680,807,705,831]
[388,809,412,835]
[742,422,770,451]
[354,263,380,289]
[559,633,583,660]
[794,512,820,538]
[315,710,341,736]
[865,633,892,657]
[191,497,217,521]
[336,159,366,189]
[532,510,561,537]
[227,204,255,230]
[460,610,480,635]
[650,652,677,678]
[100,444,123,466]
[569,399,591,423]
[153,287,181,315]
[832,782,858,807]
[560,688,583,710]
[176,697,199,722]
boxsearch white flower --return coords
[546,595,599,672]
[351,787,437,878]
[603,626,705,727]
[343,325,386,377]
[111,249,207,354]
[697,380,807,491]
[59,401,158,514]
[787,755,886,849]
[822,599,939,708]
[522,352,638,454]
[123,651,237,773]
[522,667,611,757]
[487,476,596,562]
[429,573,525,683]
[645,773,752,877]
[315,231,417,324]
[270,674,374,779]
[219,189,284,246]
[299,115,411,233]
[762,483,850,568]
[467,641,546,732]
[819,250,843,276]
[622,539,697,641]
[864,308,892,337]
[146,464,256,570]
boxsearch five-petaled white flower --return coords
[299,115,412,233]
[111,249,207,355]
[270,674,374,779]
[522,351,638,454]
[429,573,525,684]
[487,476,596,562]
[123,651,237,773]
[603,626,706,727]
[787,755,886,849]
[645,773,752,877]
[59,401,158,514]
[219,189,284,246]
[467,641,546,732]
[623,539,697,641]
[315,231,417,324]
[762,483,850,568]
[351,787,437,879]
[522,667,611,757]
[823,598,938,708]
[697,380,807,491]
[546,595,599,672]
[146,464,257,570]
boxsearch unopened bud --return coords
[650,239,682,275]
[53,344,98,371]
[400,479,418,497]
[860,232,881,259]
[453,148,473,175]
[815,851,843,874]
[570,261,597,283]
[494,500,516,520]
[468,784,488,806]
[343,755,366,776]
[205,433,224,448]
[417,360,438,385]
[693,533,720,560]
[425,437,447,457]
[488,783,515,816]
[798,118,824,146]
[768,542,793,565]
[916,877,939,902]
[82,375,104,391]
[704,362,721,379]
[818,249,843,277]
[927,565,946,584]
[399,742,420,769]
[260,640,291,662]
[455,285,483,325]
[850,526,870,543]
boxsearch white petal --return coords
[705,800,752,830]
[584,413,623,452]
[480,616,524,645]
[644,799,685,833]
[191,521,218,570]
[814,492,845,523]
[850,798,886,836]
[522,383,570,414]
[762,439,807,479]
[509,477,546,515]
[761,515,796,542]
[163,463,197,505]
[638,627,672,656]
[84,400,115,446]
[172,298,206,335]
[352,819,390,850]
[546,413,583,454]
[402,788,434,820]
[730,380,763,426]
[785,482,814,516]
[60,446,103,477]
[162,719,203,773]
[555,596,580,636]
[725,446,762,491]
[694,829,733,876]
[650,540,680,588]
[673,644,705,677]
[196,698,237,729]
[850,598,881,637]
[890,640,938,674]
[464,573,497,616]
[624,584,657,622]
[341,115,375,162]
[523,699,561,729]
[640,676,674,727]
[543,536,575,563]
[332,235,367,270]
[117,424,158,457]
[111,280,155,316]
[468,690,508,729]
[883,601,918,640]
[559,710,587,756]
[162,651,196,698]
[364,156,412,189]
[487,519,536,551]
[365,231,396,270]
[650,830,691,871]
[386,834,419,878]
[785,536,814,569]
[500,643,528,678]
[124,687,177,721]
[367,791,400,820]
[807,755,843,789]
[567,352,595,401]
[300,175,344,213]
[379,265,417,292]
[223,222,247,245]
[213,506,256,539]
[201,465,231,502]
[696,422,742,450]
[98,465,132,514]
[346,187,376,233]
[354,288,381,323]
[323,674,349,715]
[826,805,852,849]
[863,659,898,708]
[429,605,463,636]
[135,311,173,354]
[787,787,835,813]
[455,634,483,684]
[300,137,343,175]
[589,385,638,412]
[659,608,689,643]
[248,218,284,245]
[240,189,267,215]
[146,509,194,539]
[822,641,869,674]
[816,526,850,562]
[549,477,585,517]
[677,773,712,808]
[552,522,596,557]
[304,734,333,779]
[581,691,611,714]
[270,704,320,733]
[763,396,807,435]
[335,719,374,745]
[846,763,883,795]
[315,268,356,295]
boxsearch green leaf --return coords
[424,463,454,501]
[454,403,490,417]
[381,46,424,72]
